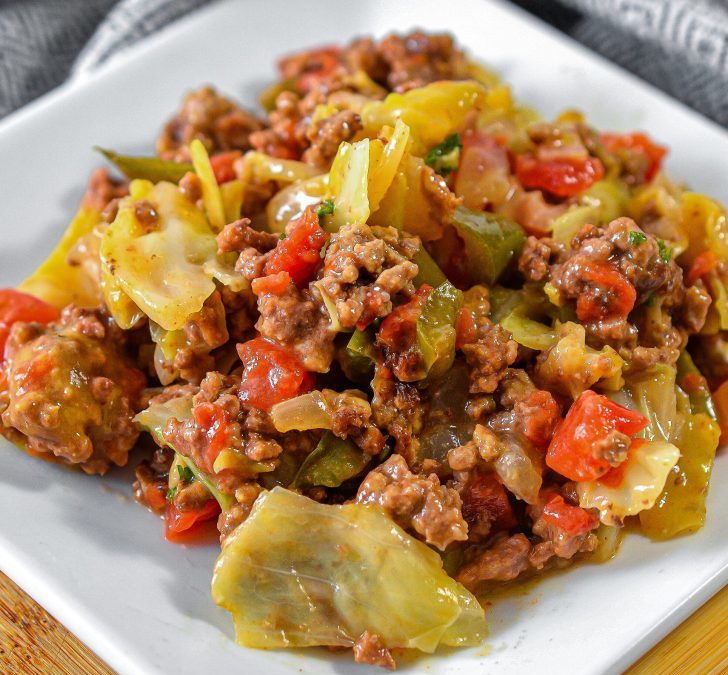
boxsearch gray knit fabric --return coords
[1,0,728,126]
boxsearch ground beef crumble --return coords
[353,631,396,670]
[157,85,264,161]
[1,306,145,474]
[319,223,420,330]
[355,454,468,550]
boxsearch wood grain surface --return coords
[0,569,725,674]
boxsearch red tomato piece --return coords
[542,494,598,536]
[601,131,667,182]
[210,151,242,184]
[165,499,220,541]
[377,285,433,351]
[455,307,478,349]
[251,270,292,296]
[546,389,648,482]
[519,389,562,449]
[0,288,59,355]
[461,472,518,533]
[237,337,314,411]
[281,47,342,93]
[575,262,637,322]
[263,208,328,287]
[515,154,604,198]
[192,402,235,470]
[686,250,718,287]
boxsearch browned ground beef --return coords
[163,371,318,497]
[520,217,711,367]
[133,446,174,513]
[255,279,336,373]
[457,534,532,589]
[355,454,468,550]
[371,364,424,463]
[353,631,395,670]
[82,167,128,213]
[319,223,420,330]
[157,86,264,161]
[321,389,386,455]
[1,306,145,474]
[302,109,363,168]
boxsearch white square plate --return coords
[0,1,726,673]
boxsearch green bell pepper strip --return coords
[96,147,193,183]
[639,411,720,539]
[415,281,463,379]
[450,205,526,285]
[413,246,448,288]
[340,328,378,383]
[291,432,370,488]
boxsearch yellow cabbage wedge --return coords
[212,487,487,652]
[326,119,410,231]
[577,440,681,527]
[360,81,488,155]
[100,179,224,331]
[19,205,102,308]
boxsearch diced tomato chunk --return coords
[461,472,517,533]
[165,499,220,541]
[251,270,292,296]
[686,250,718,287]
[519,389,562,448]
[455,307,478,349]
[210,151,242,184]
[192,402,235,470]
[575,262,637,322]
[515,154,604,197]
[0,288,59,355]
[377,285,432,351]
[546,389,648,482]
[263,208,328,287]
[600,131,667,182]
[542,494,598,535]
[237,337,314,411]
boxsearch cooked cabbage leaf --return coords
[100,180,218,331]
[134,394,236,510]
[577,440,680,526]
[211,487,486,652]
[95,147,192,183]
[361,81,487,155]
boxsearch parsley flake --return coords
[628,231,647,246]
[658,239,672,263]
[279,232,287,240]
[425,133,462,176]
[177,464,194,484]
[167,486,177,502]
[316,199,335,220]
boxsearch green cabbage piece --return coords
[211,487,487,652]
[95,147,192,183]
[134,395,235,510]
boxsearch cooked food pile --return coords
[1,31,726,669]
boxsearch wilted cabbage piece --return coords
[100,179,218,331]
[577,440,680,526]
[212,487,486,652]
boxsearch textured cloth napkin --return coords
[1,0,727,126]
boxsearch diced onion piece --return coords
[270,391,333,432]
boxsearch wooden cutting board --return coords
[0,570,725,674]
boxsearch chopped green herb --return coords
[658,239,672,263]
[177,464,194,484]
[628,231,647,246]
[279,232,287,240]
[316,199,336,219]
[425,133,462,176]
[167,486,177,501]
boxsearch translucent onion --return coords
[270,391,334,432]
